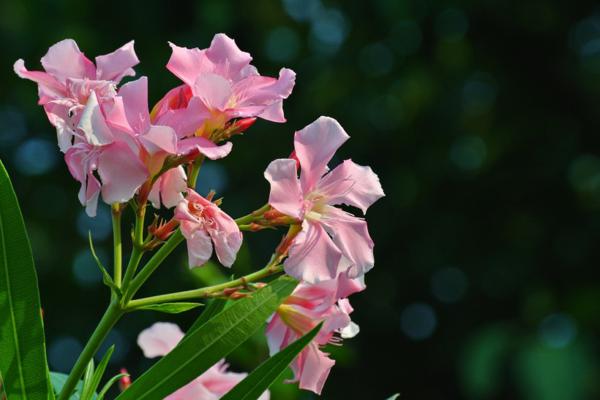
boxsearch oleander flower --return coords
[152,33,295,139]
[264,116,385,283]
[266,277,363,394]
[14,39,139,152]
[174,189,243,268]
[64,91,148,217]
[104,76,232,208]
[138,322,269,400]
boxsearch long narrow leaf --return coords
[0,160,52,399]
[116,276,297,400]
[187,298,228,333]
[221,322,323,400]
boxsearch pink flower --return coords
[14,39,139,152]
[174,189,242,268]
[266,277,363,394]
[64,91,148,217]
[264,117,385,283]
[103,76,233,208]
[137,322,269,400]
[154,33,296,138]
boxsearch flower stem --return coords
[57,302,124,400]
[187,155,205,189]
[234,204,271,225]
[120,203,146,291]
[122,229,185,304]
[111,204,122,288]
[126,264,284,309]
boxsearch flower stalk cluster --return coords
[16,33,384,398]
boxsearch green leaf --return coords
[88,232,120,296]
[133,302,203,314]
[386,394,400,400]
[0,160,53,399]
[49,373,90,400]
[221,322,322,400]
[80,346,114,400]
[187,298,228,333]
[116,276,297,400]
[96,373,127,400]
[79,362,95,400]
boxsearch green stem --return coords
[121,202,147,291]
[187,155,205,189]
[234,204,271,225]
[57,302,124,400]
[123,230,185,303]
[126,264,284,309]
[111,205,122,288]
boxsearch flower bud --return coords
[119,369,131,392]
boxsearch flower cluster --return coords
[16,34,383,397]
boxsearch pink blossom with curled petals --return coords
[264,117,385,283]
[64,91,147,216]
[174,189,242,268]
[104,76,232,208]
[137,322,269,400]
[153,33,295,138]
[266,277,363,395]
[14,39,139,152]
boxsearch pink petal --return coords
[205,34,253,81]
[77,91,114,146]
[166,379,216,400]
[97,141,148,204]
[167,42,212,87]
[230,68,296,122]
[106,76,150,134]
[13,59,66,103]
[297,343,335,395]
[183,227,214,268]
[192,73,233,111]
[137,322,184,358]
[264,159,303,219]
[40,39,96,83]
[318,159,385,214]
[149,166,187,209]
[154,96,211,139]
[266,315,292,356]
[43,102,75,152]
[95,40,139,81]
[285,221,343,283]
[140,125,178,155]
[335,273,366,299]
[207,207,243,267]
[178,136,232,160]
[294,117,349,192]
[321,206,375,278]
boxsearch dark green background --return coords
[2,0,600,399]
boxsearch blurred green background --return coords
[2,0,600,399]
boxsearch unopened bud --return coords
[230,117,256,135]
[119,369,131,392]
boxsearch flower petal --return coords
[140,125,178,155]
[95,40,139,81]
[297,343,335,395]
[192,73,233,111]
[105,76,150,134]
[321,207,375,278]
[208,207,243,268]
[264,159,303,219]
[285,221,343,283]
[40,39,96,83]
[137,322,184,358]
[183,227,214,268]
[178,136,232,160]
[294,117,349,192]
[77,91,114,146]
[318,159,384,214]
[13,59,66,102]
[167,42,211,87]
[97,141,148,204]
[149,166,187,209]
[205,34,253,81]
